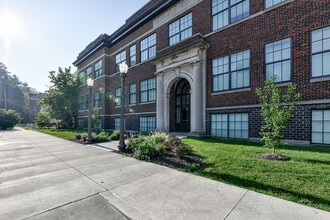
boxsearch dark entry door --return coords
[175,79,190,132]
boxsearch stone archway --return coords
[153,35,209,136]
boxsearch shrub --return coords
[34,112,51,128]
[110,130,120,140]
[133,139,159,161]
[150,131,167,145]
[93,131,109,142]
[75,133,82,139]
[127,133,192,161]
[0,109,21,130]
[165,135,192,157]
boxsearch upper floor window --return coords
[129,83,136,105]
[115,88,121,106]
[78,71,86,85]
[212,0,249,31]
[140,78,156,103]
[265,0,287,8]
[130,45,136,67]
[169,13,192,45]
[94,60,102,78]
[78,96,84,110]
[116,51,126,72]
[311,26,330,78]
[85,94,89,110]
[140,33,156,62]
[94,91,102,109]
[213,50,250,92]
[265,38,291,82]
[86,67,92,79]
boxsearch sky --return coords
[0,0,150,92]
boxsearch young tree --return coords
[39,67,77,128]
[256,77,300,154]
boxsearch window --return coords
[140,33,156,62]
[78,96,84,111]
[94,91,102,108]
[265,38,291,82]
[130,45,136,67]
[211,113,248,139]
[311,26,330,78]
[94,60,102,78]
[115,88,121,106]
[265,0,287,8]
[213,50,250,92]
[212,0,249,31]
[116,51,126,72]
[140,78,156,103]
[129,83,136,104]
[140,116,156,133]
[169,13,192,45]
[86,67,92,79]
[85,94,89,110]
[115,117,120,130]
[78,71,86,85]
[312,110,330,144]
[77,119,84,129]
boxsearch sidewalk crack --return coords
[224,190,249,220]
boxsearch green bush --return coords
[93,131,109,142]
[34,112,51,128]
[133,139,159,161]
[127,133,192,161]
[110,130,120,140]
[0,109,21,130]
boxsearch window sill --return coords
[140,101,156,105]
[310,76,330,83]
[212,88,251,95]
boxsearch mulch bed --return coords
[259,153,291,161]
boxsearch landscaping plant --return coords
[256,77,300,155]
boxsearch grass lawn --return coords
[22,127,86,140]
[183,138,330,212]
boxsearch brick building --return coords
[73,0,330,145]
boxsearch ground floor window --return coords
[211,113,248,139]
[115,117,120,130]
[77,119,84,129]
[140,116,155,133]
[312,110,330,144]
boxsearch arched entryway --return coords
[170,78,191,132]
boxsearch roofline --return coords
[73,0,178,66]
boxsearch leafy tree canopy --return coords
[39,67,77,128]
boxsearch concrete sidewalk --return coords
[0,128,329,220]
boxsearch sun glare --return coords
[0,11,25,49]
